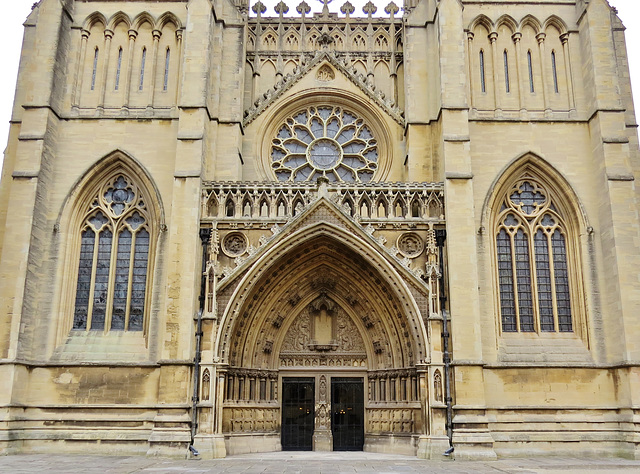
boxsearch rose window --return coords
[271,106,378,183]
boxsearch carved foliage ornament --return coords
[316,64,335,82]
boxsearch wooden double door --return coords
[281,377,364,451]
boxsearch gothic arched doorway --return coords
[213,226,429,455]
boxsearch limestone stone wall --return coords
[0,0,638,460]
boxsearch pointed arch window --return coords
[479,49,486,93]
[503,50,510,93]
[139,47,147,91]
[495,177,575,333]
[527,50,535,93]
[91,48,99,91]
[115,47,123,91]
[73,174,153,332]
[163,48,171,91]
[551,50,559,94]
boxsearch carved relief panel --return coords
[280,294,366,368]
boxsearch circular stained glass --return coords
[309,138,341,170]
[271,106,378,183]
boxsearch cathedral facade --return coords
[1,0,639,460]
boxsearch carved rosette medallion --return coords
[397,232,424,258]
[222,232,248,257]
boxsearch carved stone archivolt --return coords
[223,237,425,369]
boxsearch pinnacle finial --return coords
[385,2,399,15]
[297,1,311,14]
[340,1,355,15]
[252,1,267,14]
[363,1,377,17]
[275,0,290,14]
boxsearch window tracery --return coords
[73,174,152,332]
[271,106,378,183]
[495,178,574,333]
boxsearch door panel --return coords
[281,377,315,451]
[331,377,364,451]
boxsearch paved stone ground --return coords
[1,452,640,473]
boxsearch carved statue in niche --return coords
[280,293,366,368]
[309,293,337,350]
[434,369,443,403]
[319,374,327,400]
[202,368,211,401]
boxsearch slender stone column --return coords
[97,29,113,112]
[512,32,525,114]
[560,33,576,114]
[72,29,90,108]
[174,29,183,106]
[122,29,137,112]
[536,32,550,114]
[466,32,475,112]
[147,29,162,110]
[489,32,501,116]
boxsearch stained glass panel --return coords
[129,229,149,331]
[73,229,96,330]
[272,106,378,182]
[496,178,576,335]
[535,230,554,331]
[111,229,132,330]
[552,231,572,332]
[510,181,546,215]
[515,229,534,332]
[498,229,516,332]
[90,229,113,330]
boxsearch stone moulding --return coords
[242,51,405,127]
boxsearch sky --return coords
[0,0,638,171]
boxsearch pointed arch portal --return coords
[206,203,433,455]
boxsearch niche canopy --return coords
[271,106,379,183]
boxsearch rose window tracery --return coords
[271,106,378,183]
